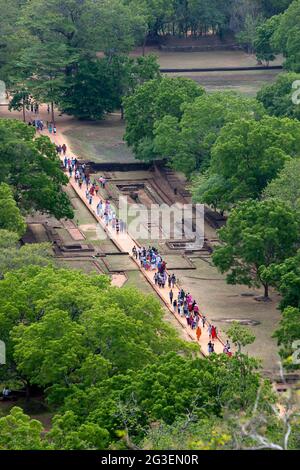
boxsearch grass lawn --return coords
[63,115,137,164]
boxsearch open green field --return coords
[63,115,137,164]
[62,51,282,162]
[134,48,283,68]
[168,69,281,96]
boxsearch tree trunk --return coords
[22,100,26,122]
[24,380,31,403]
[264,283,269,299]
[51,101,55,127]
[142,34,147,57]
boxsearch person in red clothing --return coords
[211,325,217,341]
[196,326,202,341]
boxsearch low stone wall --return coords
[160,44,242,52]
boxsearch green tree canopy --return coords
[208,116,300,208]
[226,322,256,353]
[123,76,204,161]
[154,91,265,176]
[260,250,300,310]
[272,0,300,72]
[254,15,281,65]
[273,306,300,368]
[49,411,110,450]
[58,54,160,120]
[263,158,300,211]
[0,407,46,450]
[212,199,300,298]
[56,351,270,446]
[257,72,300,119]
[0,265,188,397]
[0,228,52,277]
[0,183,26,236]
[0,119,73,219]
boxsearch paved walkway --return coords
[39,117,226,357]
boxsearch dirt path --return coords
[0,104,227,355]
[35,109,225,357]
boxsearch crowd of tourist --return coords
[61,150,128,233]
[59,141,232,357]
[131,245,232,356]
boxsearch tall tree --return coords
[260,250,300,310]
[154,91,265,175]
[0,229,52,277]
[208,116,300,208]
[124,76,204,161]
[273,306,300,368]
[254,15,281,65]
[263,159,300,211]
[58,54,160,120]
[0,183,26,236]
[0,119,73,219]
[212,199,300,299]
[272,0,300,72]
[0,407,46,450]
[257,72,300,119]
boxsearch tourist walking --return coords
[196,325,202,341]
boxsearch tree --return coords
[191,172,230,213]
[263,159,300,211]
[226,322,256,353]
[7,0,147,120]
[142,416,232,450]
[49,411,110,450]
[0,229,52,277]
[154,91,265,176]
[236,13,264,54]
[59,58,121,120]
[123,76,204,161]
[260,250,300,310]
[261,0,294,15]
[19,0,145,61]
[254,15,281,65]
[0,183,26,236]
[8,88,31,123]
[0,229,19,248]
[58,54,160,120]
[0,265,188,400]
[14,41,71,126]
[0,266,110,387]
[0,407,46,450]
[110,54,161,118]
[257,72,300,119]
[85,0,147,57]
[208,116,300,207]
[272,0,300,72]
[212,199,300,299]
[12,309,89,388]
[0,0,29,84]
[59,351,269,446]
[0,119,73,219]
[273,307,300,368]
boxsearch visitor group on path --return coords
[60,148,232,357]
[24,109,232,358]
